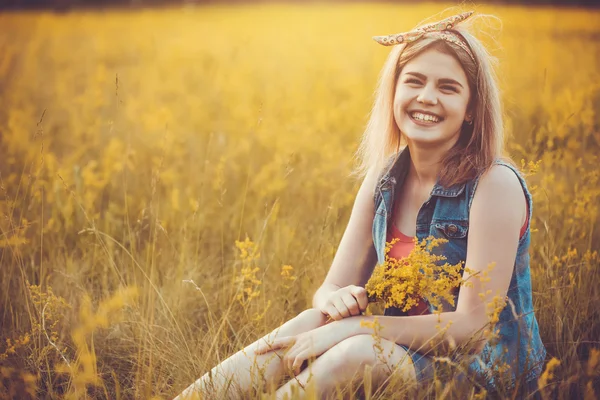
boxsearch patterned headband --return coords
[372,11,476,62]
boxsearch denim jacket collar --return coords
[380,146,466,198]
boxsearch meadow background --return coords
[0,3,599,399]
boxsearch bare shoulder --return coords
[357,165,380,206]
[476,164,524,199]
[472,163,527,222]
[365,164,380,192]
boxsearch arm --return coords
[312,166,379,309]
[319,165,528,354]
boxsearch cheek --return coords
[393,102,410,127]
[393,84,409,106]
[455,95,471,114]
[446,99,469,119]
[393,94,411,118]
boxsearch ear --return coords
[465,100,475,121]
[465,106,474,122]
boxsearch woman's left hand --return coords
[255,322,347,376]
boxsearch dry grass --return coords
[0,3,599,399]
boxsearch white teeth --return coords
[410,112,441,123]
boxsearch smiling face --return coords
[393,47,472,148]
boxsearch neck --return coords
[406,139,457,187]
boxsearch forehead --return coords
[400,48,467,83]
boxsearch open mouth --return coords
[408,111,444,126]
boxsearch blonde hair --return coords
[352,12,510,192]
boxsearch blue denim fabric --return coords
[372,147,547,392]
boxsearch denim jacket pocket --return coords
[433,221,468,239]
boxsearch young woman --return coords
[175,10,547,399]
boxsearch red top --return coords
[386,199,529,316]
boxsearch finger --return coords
[342,293,360,316]
[324,304,341,321]
[255,339,279,354]
[300,359,309,375]
[292,351,309,376]
[288,344,307,375]
[317,306,329,316]
[289,352,297,375]
[351,286,369,312]
[255,337,292,354]
[284,348,298,375]
[255,344,275,354]
[333,297,350,319]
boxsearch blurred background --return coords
[1,0,600,11]
[0,1,599,399]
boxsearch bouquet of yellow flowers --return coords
[365,236,473,313]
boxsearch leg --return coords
[275,334,418,400]
[174,308,329,400]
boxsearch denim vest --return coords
[372,147,547,391]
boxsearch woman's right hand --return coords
[318,285,369,321]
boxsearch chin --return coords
[402,126,444,143]
[406,136,446,147]
[400,122,461,147]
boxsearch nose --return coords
[416,84,438,105]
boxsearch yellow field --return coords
[0,3,599,399]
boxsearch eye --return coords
[441,85,458,93]
[406,78,457,93]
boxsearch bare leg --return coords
[174,308,329,400]
[274,334,417,400]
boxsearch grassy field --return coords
[0,3,599,399]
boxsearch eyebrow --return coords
[404,71,464,89]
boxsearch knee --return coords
[328,335,379,368]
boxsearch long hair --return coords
[352,12,509,192]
